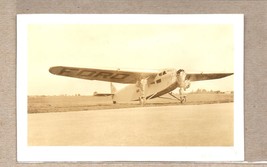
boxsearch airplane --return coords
[49,66,233,105]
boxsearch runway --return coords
[28,103,233,146]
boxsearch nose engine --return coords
[176,69,190,90]
[177,69,185,77]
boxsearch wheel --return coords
[113,101,116,104]
[180,96,186,103]
[139,97,145,106]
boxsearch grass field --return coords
[28,93,233,113]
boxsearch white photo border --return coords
[17,14,244,162]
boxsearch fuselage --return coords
[113,69,184,102]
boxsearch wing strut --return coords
[147,92,158,100]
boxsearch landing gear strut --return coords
[179,88,186,103]
[139,97,146,106]
[168,89,186,103]
[137,78,148,106]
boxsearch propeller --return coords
[176,69,186,86]
[176,69,190,103]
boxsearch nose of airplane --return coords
[176,69,185,76]
[176,69,187,86]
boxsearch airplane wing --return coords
[186,73,233,82]
[49,66,158,84]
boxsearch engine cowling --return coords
[176,69,190,90]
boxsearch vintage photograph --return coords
[17,14,244,161]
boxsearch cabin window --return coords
[150,81,155,84]
[159,71,166,76]
[156,79,161,83]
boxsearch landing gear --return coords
[139,97,146,106]
[112,94,116,104]
[168,88,187,104]
[179,88,186,103]
[180,95,186,103]
[136,78,148,106]
[168,92,186,103]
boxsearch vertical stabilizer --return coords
[110,82,117,94]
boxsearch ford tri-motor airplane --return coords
[49,66,233,105]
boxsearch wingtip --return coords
[49,66,61,74]
[49,67,55,74]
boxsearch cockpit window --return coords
[159,71,167,76]
[177,69,184,74]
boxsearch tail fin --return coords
[110,82,117,94]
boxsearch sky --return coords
[27,23,234,95]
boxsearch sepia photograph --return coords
[17,14,244,161]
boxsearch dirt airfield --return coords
[28,93,233,146]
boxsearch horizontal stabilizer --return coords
[93,92,114,96]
